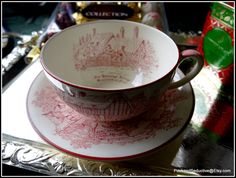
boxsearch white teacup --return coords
[41,20,203,122]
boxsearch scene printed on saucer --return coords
[27,70,194,161]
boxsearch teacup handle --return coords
[168,49,204,89]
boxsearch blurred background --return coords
[2,2,210,34]
[2,2,210,87]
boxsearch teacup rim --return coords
[40,20,180,92]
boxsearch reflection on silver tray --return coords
[2,134,200,176]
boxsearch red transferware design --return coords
[73,26,158,72]
[32,85,186,149]
[27,70,194,161]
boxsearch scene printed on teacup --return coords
[47,71,169,122]
[72,26,159,89]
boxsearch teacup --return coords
[41,20,203,122]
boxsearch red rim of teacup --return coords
[40,20,181,92]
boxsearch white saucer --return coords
[27,70,194,161]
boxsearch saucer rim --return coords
[26,70,195,161]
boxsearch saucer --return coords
[27,70,194,161]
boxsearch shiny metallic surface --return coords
[2,134,179,176]
[1,133,203,176]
